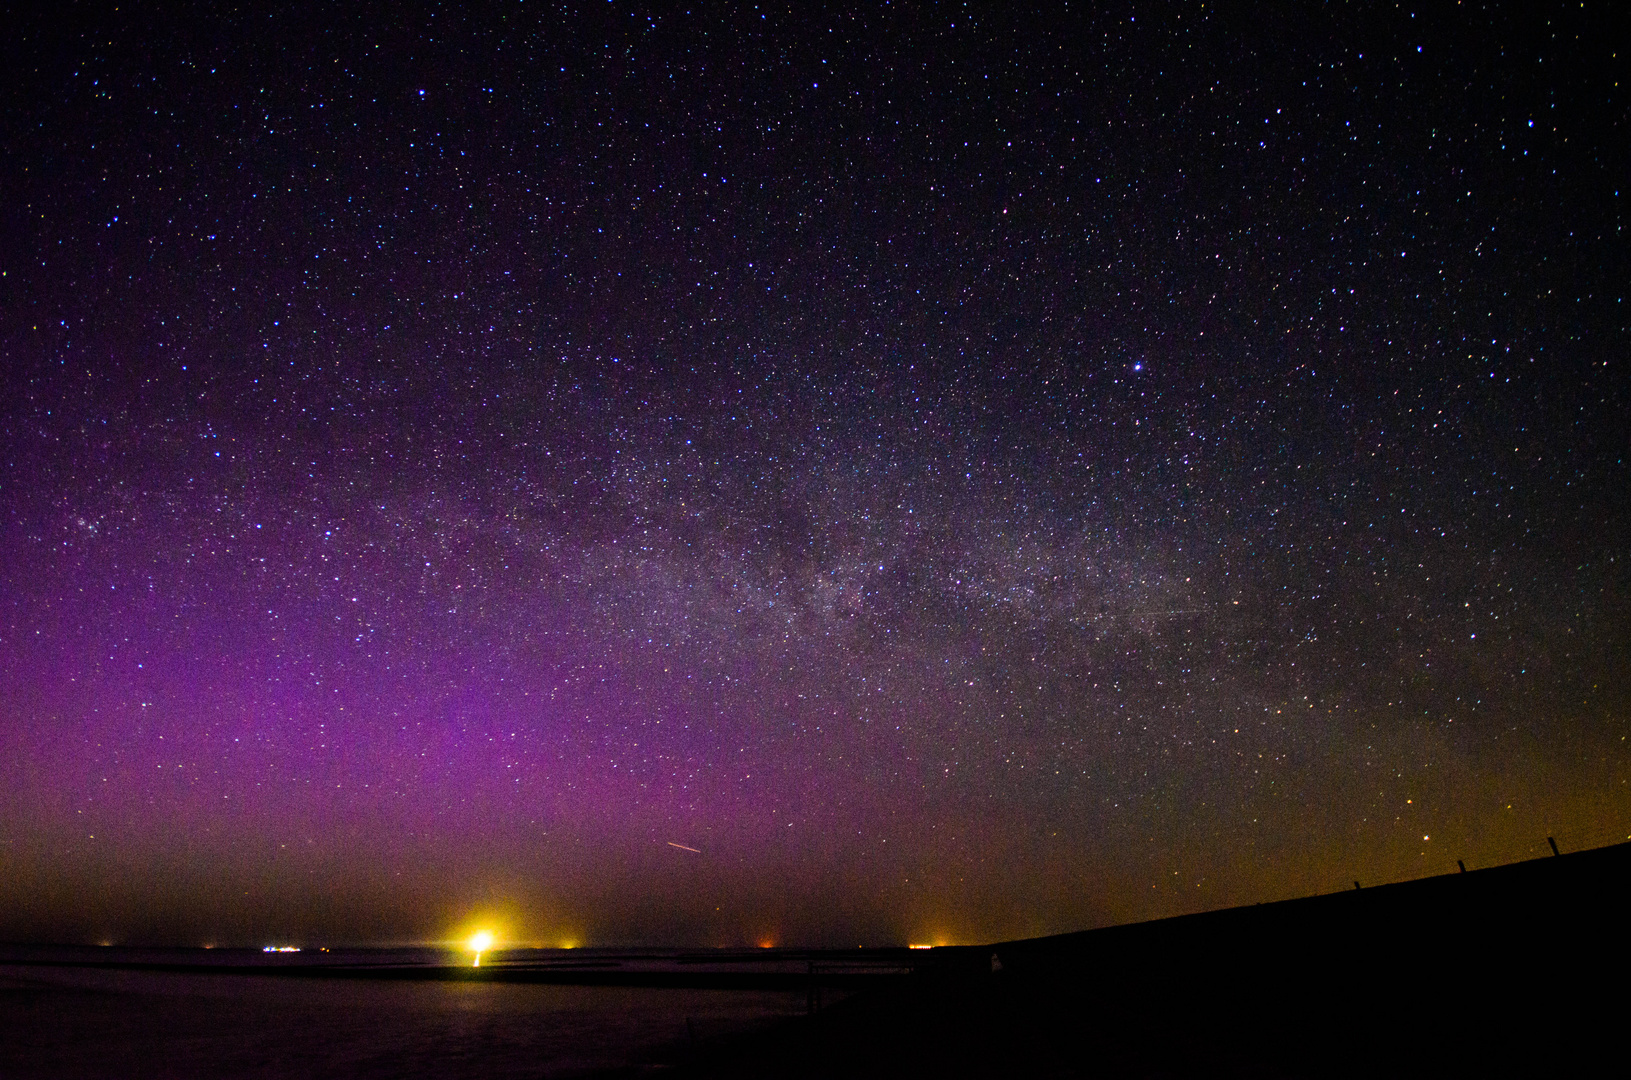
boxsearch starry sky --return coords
[2,2,1627,948]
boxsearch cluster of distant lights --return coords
[456,933,941,963]
[252,936,945,960]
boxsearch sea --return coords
[0,944,905,1077]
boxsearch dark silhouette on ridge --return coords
[683,841,1631,1077]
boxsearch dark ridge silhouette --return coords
[681,841,1631,1077]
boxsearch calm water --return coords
[0,950,812,1078]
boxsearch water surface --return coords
[0,949,812,1077]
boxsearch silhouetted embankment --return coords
[683,841,1631,1077]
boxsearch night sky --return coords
[3,2,1627,949]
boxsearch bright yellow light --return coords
[469,931,494,967]
[908,944,934,950]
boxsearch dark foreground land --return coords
[3,843,1626,1077]
[685,841,1631,1077]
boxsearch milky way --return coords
[2,3,1627,947]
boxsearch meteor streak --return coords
[667,842,702,853]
